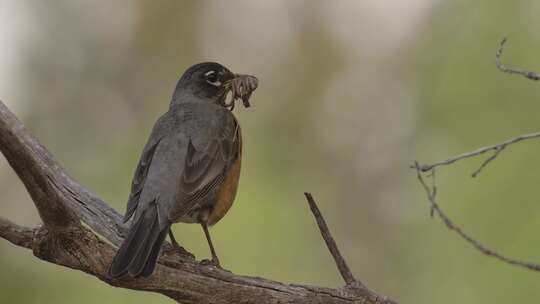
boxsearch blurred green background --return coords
[1,1,540,303]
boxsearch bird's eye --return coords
[204,71,221,87]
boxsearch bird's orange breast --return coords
[207,127,242,226]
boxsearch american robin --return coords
[109,62,258,278]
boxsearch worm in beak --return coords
[223,74,258,110]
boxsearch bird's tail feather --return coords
[109,203,169,278]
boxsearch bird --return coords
[109,62,258,278]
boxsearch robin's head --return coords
[171,62,258,110]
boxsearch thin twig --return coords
[496,38,540,81]
[416,131,540,174]
[470,145,505,178]
[304,192,357,286]
[429,169,437,217]
[414,162,540,272]
[411,37,540,276]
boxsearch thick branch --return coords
[0,102,76,227]
[0,99,396,304]
[0,217,34,249]
[0,100,125,244]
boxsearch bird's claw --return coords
[200,258,222,268]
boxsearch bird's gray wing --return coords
[169,105,240,222]
[123,117,167,223]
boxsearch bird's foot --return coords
[200,258,222,268]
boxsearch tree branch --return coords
[0,217,34,249]
[303,193,395,304]
[304,193,357,285]
[411,37,540,277]
[0,99,396,304]
[413,163,540,272]
[416,130,540,177]
[0,100,125,242]
[0,102,76,227]
[496,38,540,81]
[413,130,540,272]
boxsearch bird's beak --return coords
[229,74,258,108]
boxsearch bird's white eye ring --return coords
[204,71,221,87]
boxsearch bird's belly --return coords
[175,212,200,224]
[207,156,241,226]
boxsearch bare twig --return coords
[413,163,540,272]
[417,130,540,175]
[303,193,397,304]
[411,38,540,275]
[0,99,396,304]
[496,38,540,81]
[470,145,505,178]
[304,192,357,285]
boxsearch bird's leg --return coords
[168,229,181,248]
[168,228,192,257]
[201,222,221,267]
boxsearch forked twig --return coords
[416,131,540,177]
[412,37,540,275]
[496,38,540,81]
[413,163,540,272]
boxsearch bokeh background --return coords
[1,1,540,303]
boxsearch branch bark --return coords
[0,99,396,304]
